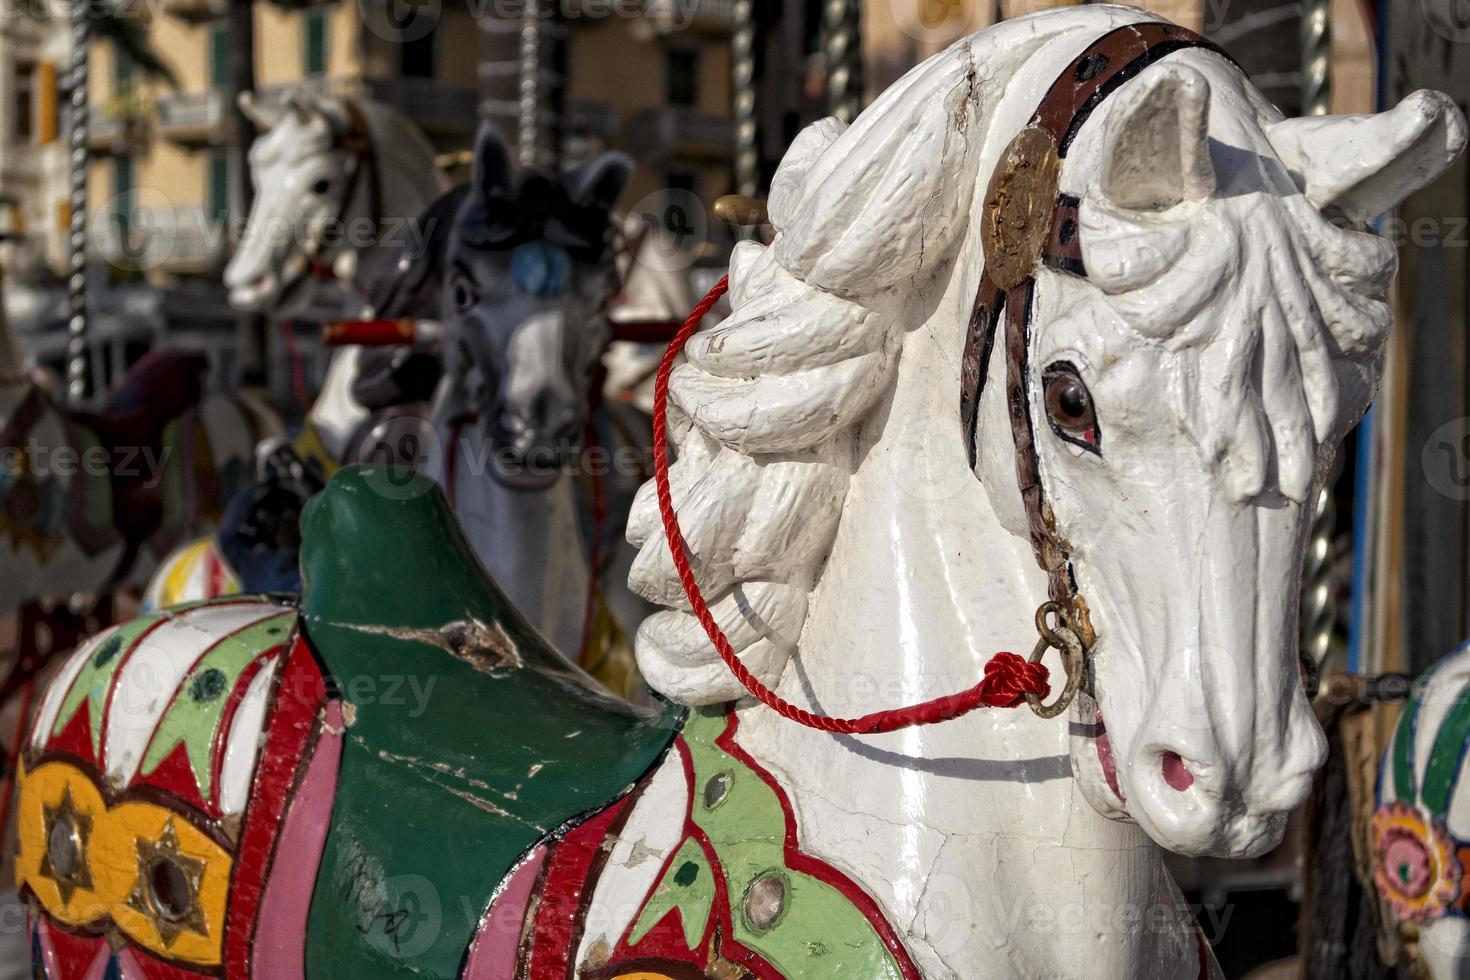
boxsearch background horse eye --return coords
[451,278,477,312]
[1042,363,1100,452]
[310,177,331,195]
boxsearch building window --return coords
[401,32,433,78]
[113,155,134,233]
[14,61,34,142]
[210,25,231,89]
[208,152,229,224]
[304,9,328,77]
[113,47,134,89]
[37,61,58,144]
[666,49,697,107]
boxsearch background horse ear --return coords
[285,89,319,127]
[1099,63,1216,211]
[1266,90,1468,221]
[237,91,280,130]
[472,121,514,202]
[561,151,633,213]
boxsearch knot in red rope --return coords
[655,276,1053,734]
[977,651,1051,708]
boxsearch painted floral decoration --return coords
[1374,801,1463,922]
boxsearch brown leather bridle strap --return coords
[961,23,1235,647]
[317,100,381,262]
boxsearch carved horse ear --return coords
[237,91,280,130]
[1099,63,1215,211]
[561,151,632,213]
[1266,90,1468,221]
[472,121,514,202]
[285,90,317,126]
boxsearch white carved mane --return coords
[627,6,1415,706]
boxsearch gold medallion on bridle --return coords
[982,127,1063,291]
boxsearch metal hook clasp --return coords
[1025,601,1087,719]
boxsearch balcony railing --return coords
[625,105,733,158]
[156,90,229,146]
[644,0,733,31]
[566,100,617,139]
[85,111,148,156]
[364,77,478,133]
[90,205,228,273]
[264,77,478,136]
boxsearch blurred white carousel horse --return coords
[145,90,447,608]
[225,87,448,464]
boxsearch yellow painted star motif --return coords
[126,818,209,948]
[38,786,92,905]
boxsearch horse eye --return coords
[310,177,331,195]
[451,278,477,313]
[1042,363,1100,453]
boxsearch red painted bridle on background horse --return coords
[654,23,1232,733]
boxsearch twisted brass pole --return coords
[823,0,863,123]
[1300,0,1334,683]
[1300,0,1332,118]
[517,1,544,171]
[64,6,89,402]
[732,0,759,199]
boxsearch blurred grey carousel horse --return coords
[373,121,648,692]
[144,89,447,607]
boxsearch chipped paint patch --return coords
[337,617,521,673]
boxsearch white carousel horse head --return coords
[224,89,445,316]
[628,5,1465,861]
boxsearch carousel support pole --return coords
[1300,0,1335,679]
[64,2,90,403]
[230,0,266,388]
[516,2,540,170]
[732,0,759,199]
[516,0,564,171]
[822,0,863,124]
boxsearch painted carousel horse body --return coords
[1370,644,1470,977]
[144,90,447,608]
[1,345,278,626]
[18,8,1465,978]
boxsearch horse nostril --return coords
[1161,751,1194,791]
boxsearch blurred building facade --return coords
[0,0,1379,394]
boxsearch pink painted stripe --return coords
[249,700,346,980]
[462,845,549,980]
[34,918,61,979]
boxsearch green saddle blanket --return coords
[297,465,681,979]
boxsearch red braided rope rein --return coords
[653,276,1051,735]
